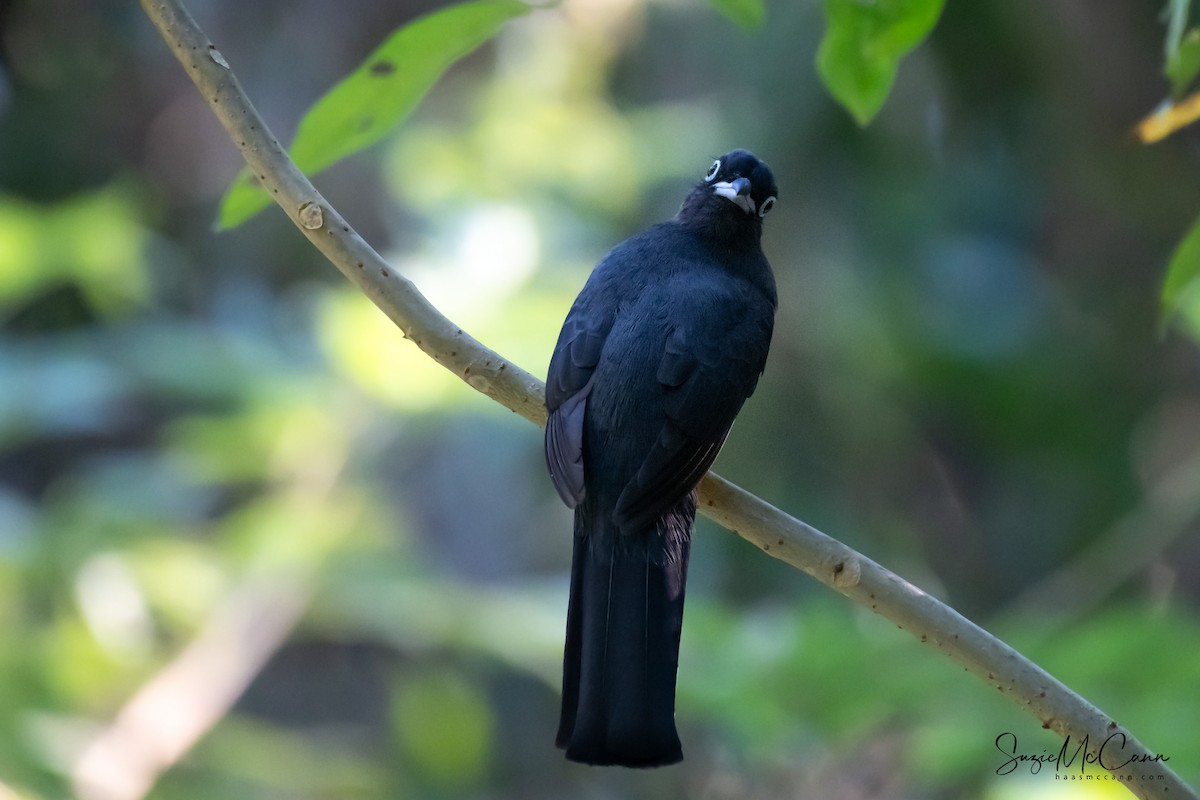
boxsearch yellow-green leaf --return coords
[1162,212,1200,322]
[217,0,530,229]
[1167,28,1200,99]
[816,0,945,126]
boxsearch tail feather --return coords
[556,499,692,767]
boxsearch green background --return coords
[0,0,1198,798]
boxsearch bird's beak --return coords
[711,177,756,215]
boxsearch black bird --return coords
[545,150,779,767]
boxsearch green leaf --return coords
[1166,27,1200,98]
[816,0,946,126]
[217,0,530,230]
[1165,0,1192,60]
[1162,212,1200,322]
[706,0,766,29]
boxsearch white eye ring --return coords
[704,160,721,182]
[758,196,777,217]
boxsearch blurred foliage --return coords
[705,0,766,31]
[1154,0,1200,318]
[1165,28,1200,100]
[0,187,150,315]
[1163,211,1200,326]
[1165,0,1196,83]
[1,0,1200,799]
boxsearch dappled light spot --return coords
[391,670,494,790]
[0,188,151,315]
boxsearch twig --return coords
[137,1,1196,797]
[71,577,312,800]
[71,403,352,800]
[141,2,546,427]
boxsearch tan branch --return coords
[135,1,1196,797]
[72,577,311,800]
[71,395,352,800]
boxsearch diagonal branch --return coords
[137,1,1196,797]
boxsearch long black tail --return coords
[556,500,693,767]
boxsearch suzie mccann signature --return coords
[995,732,1170,776]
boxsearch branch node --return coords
[466,372,492,393]
[831,557,861,588]
[298,202,324,230]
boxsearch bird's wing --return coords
[615,286,773,531]
[545,308,609,507]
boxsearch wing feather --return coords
[545,309,610,507]
[615,299,773,531]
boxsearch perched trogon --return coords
[544,150,779,767]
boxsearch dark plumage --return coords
[545,150,778,768]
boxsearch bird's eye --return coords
[758,196,777,217]
[704,160,721,182]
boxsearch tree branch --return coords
[73,575,312,800]
[137,1,1195,797]
[71,404,353,800]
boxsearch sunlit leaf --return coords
[816,0,946,126]
[706,0,765,29]
[1162,212,1200,322]
[1166,27,1200,98]
[217,0,531,229]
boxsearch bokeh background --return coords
[2,0,1199,798]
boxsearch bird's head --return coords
[677,149,778,234]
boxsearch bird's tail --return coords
[556,500,693,767]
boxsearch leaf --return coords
[1162,212,1200,322]
[217,0,530,230]
[1165,0,1192,61]
[816,0,946,126]
[706,0,766,29]
[1166,27,1200,98]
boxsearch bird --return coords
[544,149,779,767]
